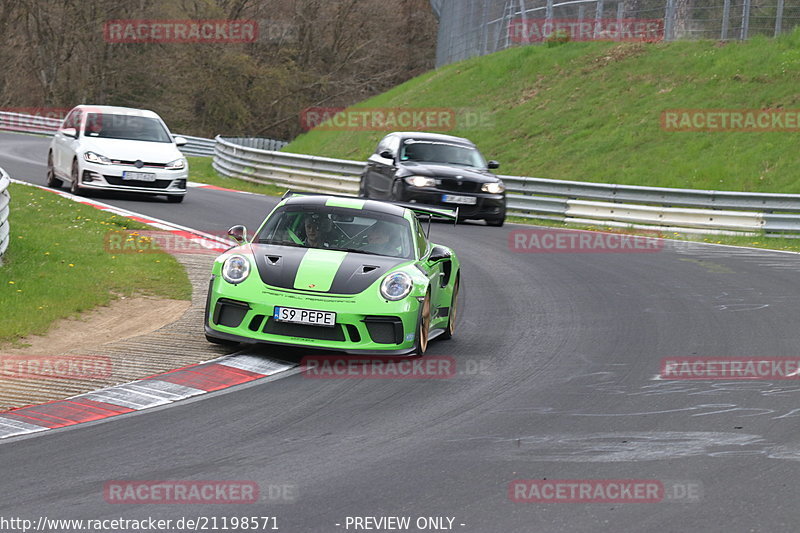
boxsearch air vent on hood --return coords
[361,265,380,274]
[266,255,282,265]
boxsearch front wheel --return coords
[413,291,432,356]
[69,160,83,196]
[439,276,459,340]
[46,153,61,188]
[486,217,505,227]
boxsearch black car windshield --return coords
[256,206,415,259]
[84,113,172,143]
[399,139,487,168]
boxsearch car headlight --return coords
[221,255,251,284]
[166,158,186,170]
[404,176,436,188]
[380,271,413,301]
[84,151,112,165]
[482,181,505,194]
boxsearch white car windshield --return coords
[84,113,173,143]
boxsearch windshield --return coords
[399,139,487,168]
[83,113,172,143]
[256,206,414,259]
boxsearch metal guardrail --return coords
[0,111,216,158]
[213,137,800,235]
[0,167,11,263]
[213,136,362,194]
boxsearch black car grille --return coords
[104,176,172,189]
[438,178,481,194]
[364,316,404,345]
[263,318,345,341]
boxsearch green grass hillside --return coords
[285,31,800,193]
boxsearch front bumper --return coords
[205,279,422,355]
[398,185,505,220]
[79,161,187,196]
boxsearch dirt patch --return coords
[1,296,191,357]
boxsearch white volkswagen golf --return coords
[47,105,188,203]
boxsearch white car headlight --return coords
[166,158,186,170]
[380,271,413,301]
[482,181,505,194]
[222,255,251,284]
[404,176,436,188]
[84,151,112,165]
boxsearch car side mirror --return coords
[227,225,248,244]
[61,127,77,138]
[173,136,188,147]
[428,245,451,263]
[487,160,500,169]
[379,150,394,160]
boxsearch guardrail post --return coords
[721,0,731,40]
[740,0,751,40]
[775,0,785,37]
[594,0,604,39]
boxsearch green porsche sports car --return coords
[204,193,461,355]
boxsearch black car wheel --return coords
[46,152,61,188]
[486,217,505,227]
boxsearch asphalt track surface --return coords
[2,131,800,532]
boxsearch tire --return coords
[439,275,459,340]
[166,195,184,203]
[413,291,432,356]
[69,160,83,196]
[358,178,368,198]
[46,152,61,188]
[486,217,505,227]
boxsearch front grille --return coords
[364,316,404,345]
[438,179,480,194]
[104,176,172,189]
[111,160,169,168]
[263,318,345,341]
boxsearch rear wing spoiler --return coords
[390,202,459,222]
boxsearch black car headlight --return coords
[404,176,436,188]
[221,255,251,284]
[482,181,505,194]
[380,272,413,301]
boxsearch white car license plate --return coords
[442,194,477,205]
[122,171,157,182]
[274,306,336,327]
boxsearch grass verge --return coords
[284,30,800,193]
[0,184,192,346]
[188,156,285,196]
